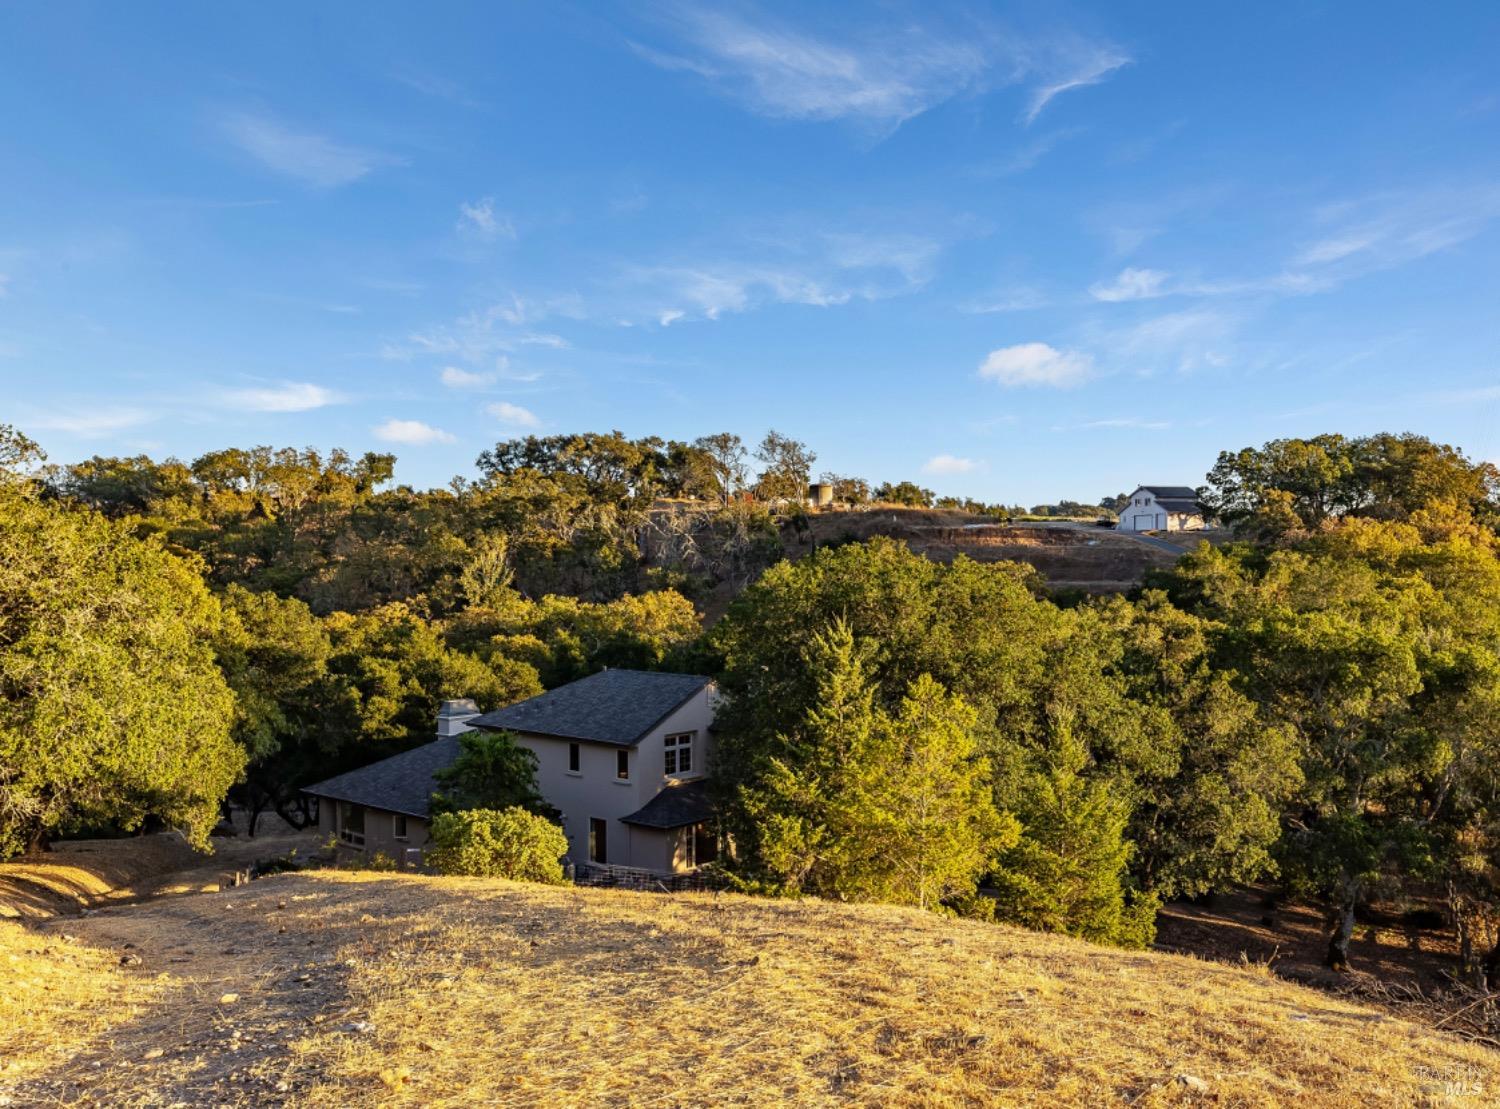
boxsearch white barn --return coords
[1117,486,1206,533]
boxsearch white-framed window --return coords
[393,814,408,840]
[616,749,630,781]
[338,802,365,846]
[664,732,694,775]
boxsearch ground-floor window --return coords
[589,817,608,864]
[338,802,365,846]
[393,813,408,840]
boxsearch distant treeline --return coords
[3,425,1499,977]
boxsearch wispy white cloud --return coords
[1089,267,1169,302]
[220,111,397,188]
[487,401,540,428]
[922,454,981,475]
[457,197,515,241]
[632,6,1128,132]
[440,359,542,388]
[24,409,154,437]
[1130,185,1500,307]
[390,69,484,109]
[373,418,455,445]
[1022,42,1131,125]
[224,381,342,412]
[1291,186,1500,276]
[1075,417,1172,431]
[978,342,1092,388]
[440,366,492,388]
[630,230,940,325]
[386,295,580,362]
[977,127,1082,177]
[1102,307,1240,374]
[962,286,1050,314]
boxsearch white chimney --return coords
[437,698,481,738]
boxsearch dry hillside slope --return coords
[3,871,1496,1106]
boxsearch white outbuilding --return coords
[1117,486,1206,533]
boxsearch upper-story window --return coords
[616,749,630,781]
[664,732,694,775]
[568,743,580,773]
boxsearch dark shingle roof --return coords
[301,736,459,818]
[469,669,712,747]
[1135,485,1204,515]
[620,778,715,829]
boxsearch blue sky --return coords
[3,2,1498,503]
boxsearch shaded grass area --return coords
[0,833,202,918]
[4,870,1498,1105]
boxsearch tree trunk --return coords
[24,823,51,855]
[1326,896,1357,971]
[1483,937,1500,992]
[273,795,314,831]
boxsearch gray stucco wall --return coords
[318,799,430,868]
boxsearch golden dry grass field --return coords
[3,870,1499,1107]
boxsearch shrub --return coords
[426,808,569,883]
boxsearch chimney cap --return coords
[438,698,480,716]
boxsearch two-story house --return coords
[302,669,717,875]
[465,668,716,874]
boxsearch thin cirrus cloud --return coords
[1089,267,1170,302]
[224,381,342,412]
[457,197,516,241]
[372,418,455,445]
[922,454,980,476]
[487,401,540,428]
[631,6,1129,131]
[219,111,397,188]
[1021,42,1131,125]
[440,366,493,388]
[978,342,1093,387]
[633,230,941,325]
[23,408,154,437]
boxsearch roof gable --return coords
[302,736,459,818]
[620,778,715,829]
[1139,485,1199,499]
[469,669,712,747]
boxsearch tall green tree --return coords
[710,539,1163,943]
[989,725,1158,947]
[1201,432,1498,536]
[1158,519,1500,968]
[753,430,816,502]
[744,623,1013,909]
[0,477,243,857]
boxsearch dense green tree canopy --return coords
[0,482,243,855]
[1201,433,1499,536]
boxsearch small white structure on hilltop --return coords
[1117,486,1206,533]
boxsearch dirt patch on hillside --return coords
[801,510,1181,593]
[0,817,322,920]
